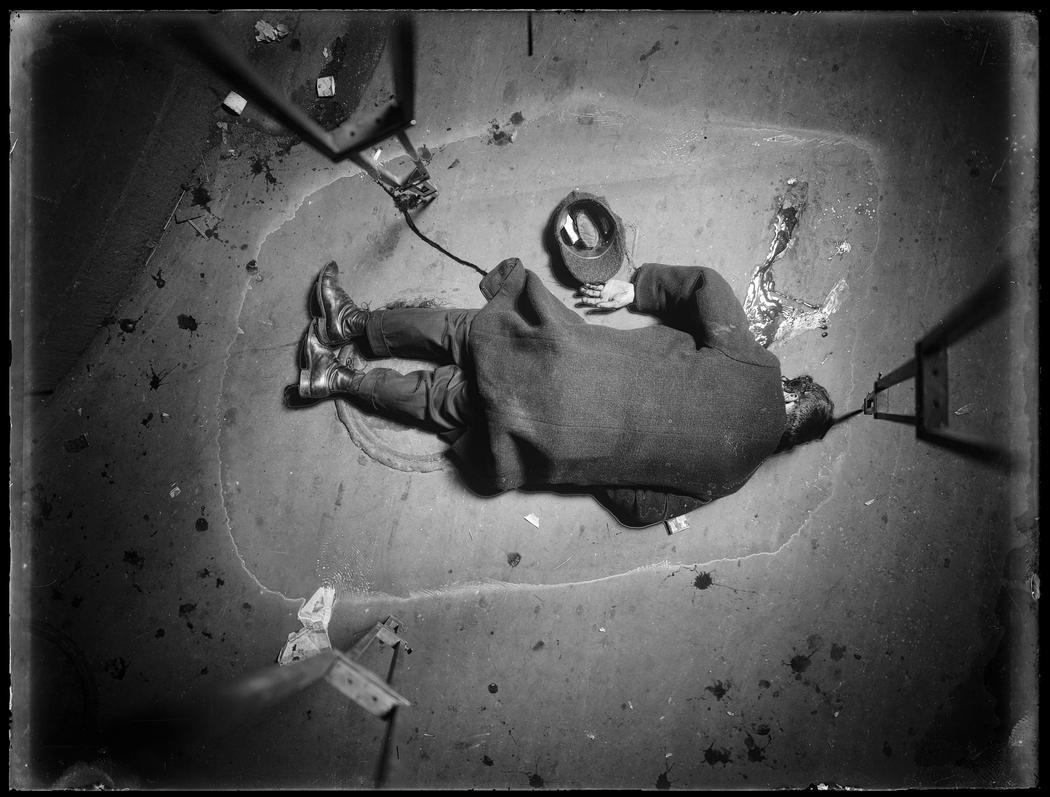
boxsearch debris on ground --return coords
[524,513,540,528]
[255,20,290,43]
[828,241,852,260]
[278,585,335,665]
[223,91,247,115]
[954,403,974,415]
[665,515,690,535]
[316,76,336,98]
[486,112,526,146]
[169,483,181,498]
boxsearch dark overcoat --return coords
[449,258,785,527]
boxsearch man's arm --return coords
[631,264,753,350]
[592,487,709,528]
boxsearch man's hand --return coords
[576,279,635,312]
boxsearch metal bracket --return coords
[862,263,1013,467]
[323,615,412,718]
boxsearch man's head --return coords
[777,375,834,452]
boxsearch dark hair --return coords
[776,375,835,452]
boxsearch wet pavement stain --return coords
[190,183,212,211]
[693,571,714,590]
[250,153,278,187]
[179,601,197,630]
[155,628,165,638]
[705,680,730,700]
[148,363,175,390]
[195,517,209,532]
[744,733,767,762]
[789,653,812,675]
[104,657,129,680]
[830,643,847,661]
[640,41,662,61]
[704,744,731,766]
[656,764,673,790]
[119,314,143,334]
[528,771,545,788]
[123,550,144,568]
[177,314,199,332]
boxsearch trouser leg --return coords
[364,308,477,367]
[350,363,477,433]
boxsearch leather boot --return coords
[298,321,363,399]
[314,261,369,346]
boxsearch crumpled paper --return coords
[255,20,290,43]
[278,585,335,665]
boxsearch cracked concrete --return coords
[11,10,1039,790]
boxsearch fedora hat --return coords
[553,190,626,284]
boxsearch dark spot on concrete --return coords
[807,634,823,651]
[532,640,545,651]
[249,153,278,186]
[179,602,196,617]
[242,602,253,613]
[177,314,198,332]
[223,407,237,426]
[104,657,129,680]
[246,259,258,273]
[830,643,846,661]
[200,666,208,675]
[883,742,892,757]
[155,628,165,638]
[141,412,154,427]
[754,723,771,736]
[119,317,138,333]
[510,110,525,125]
[943,557,951,568]
[693,571,713,590]
[215,578,224,588]
[832,63,839,71]
[123,549,144,568]
[656,769,671,789]
[744,733,766,762]
[191,184,212,210]
[640,41,662,61]
[195,517,209,532]
[289,38,301,51]
[507,552,521,567]
[528,771,544,788]
[64,434,89,453]
[448,158,460,169]
[705,680,729,700]
[197,568,210,578]
[790,654,811,674]
[482,754,494,766]
[488,683,498,694]
[704,743,731,766]
[71,596,82,608]
[758,679,771,689]
[151,269,165,288]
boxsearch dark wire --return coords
[372,178,488,277]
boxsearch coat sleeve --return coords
[631,264,758,357]
[592,486,709,528]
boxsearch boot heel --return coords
[299,368,315,398]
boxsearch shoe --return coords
[298,320,358,399]
[314,261,369,346]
